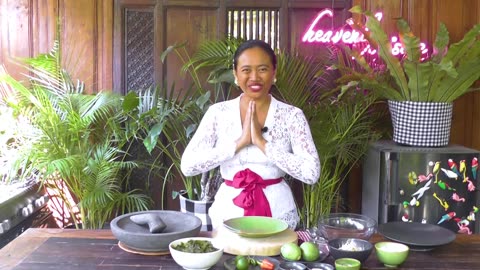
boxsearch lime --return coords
[300,241,320,261]
[281,242,302,261]
[235,256,250,270]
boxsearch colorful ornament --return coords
[472,157,478,180]
[437,211,456,224]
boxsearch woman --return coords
[180,39,320,229]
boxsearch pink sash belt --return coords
[224,168,282,217]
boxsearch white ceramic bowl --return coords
[169,237,223,270]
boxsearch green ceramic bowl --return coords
[223,216,288,238]
[334,258,361,270]
[375,242,409,268]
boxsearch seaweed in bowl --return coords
[171,239,219,253]
[169,237,224,269]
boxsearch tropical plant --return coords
[179,37,386,229]
[342,5,480,102]
[301,92,384,228]
[134,82,212,202]
[275,47,385,229]
[129,41,233,203]
[0,40,151,229]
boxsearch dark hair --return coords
[233,40,277,70]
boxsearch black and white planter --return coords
[388,100,453,147]
[178,191,213,231]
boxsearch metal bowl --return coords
[317,213,377,241]
[110,210,202,252]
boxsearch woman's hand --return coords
[250,101,267,152]
[235,101,253,152]
[235,100,266,153]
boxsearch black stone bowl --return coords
[328,238,373,263]
[110,210,202,252]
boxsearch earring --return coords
[234,78,238,86]
[273,78,277,84]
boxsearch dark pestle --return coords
[130,213,167,233]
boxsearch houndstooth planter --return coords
[388,101,453,147]
[179,191,213,231]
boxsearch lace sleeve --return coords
[180,105,236,176]
[265,108,320,184]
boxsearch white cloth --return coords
[181,95,320,229]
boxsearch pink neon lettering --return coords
[302,9,332,42]
[302,9,365,44]
[302,8,429,59]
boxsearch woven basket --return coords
[388,101,453,147]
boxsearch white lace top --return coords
[181,95,321,229]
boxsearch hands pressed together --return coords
[235,100,267,154]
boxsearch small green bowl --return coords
[375,242,409,268]
[334,258,361,270]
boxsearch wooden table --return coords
[1,228,480,269]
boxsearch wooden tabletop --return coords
[1,228,480,269]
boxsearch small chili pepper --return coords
[256,258,275,270]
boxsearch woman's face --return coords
[234,47,276,100]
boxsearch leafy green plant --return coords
[128,41,232,202]
[137,83,211,202]
[301,92,383,228]
[0,40,151,229]
[344,5,480,102]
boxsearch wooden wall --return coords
[1,0,480,211]
[0,0,112,93]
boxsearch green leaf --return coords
[349,8,409,100]
[397,19,421,63]
[403,61,432,101]
[172,190,179,199]
[432,23,449,63]
[160,41,187,63]
[442,23,480,67]
[122,91,139,112]
[144,121,166,153]
[434,60,480,102]
[195,91,211,110]
[349,5,363,14]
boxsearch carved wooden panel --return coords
[125,9,155,93]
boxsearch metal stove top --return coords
[0,179,48,236]
[0,180,36,204]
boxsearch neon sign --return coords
[302,9,429,59]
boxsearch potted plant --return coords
[1,39,151,229]
[341,5,480,147]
